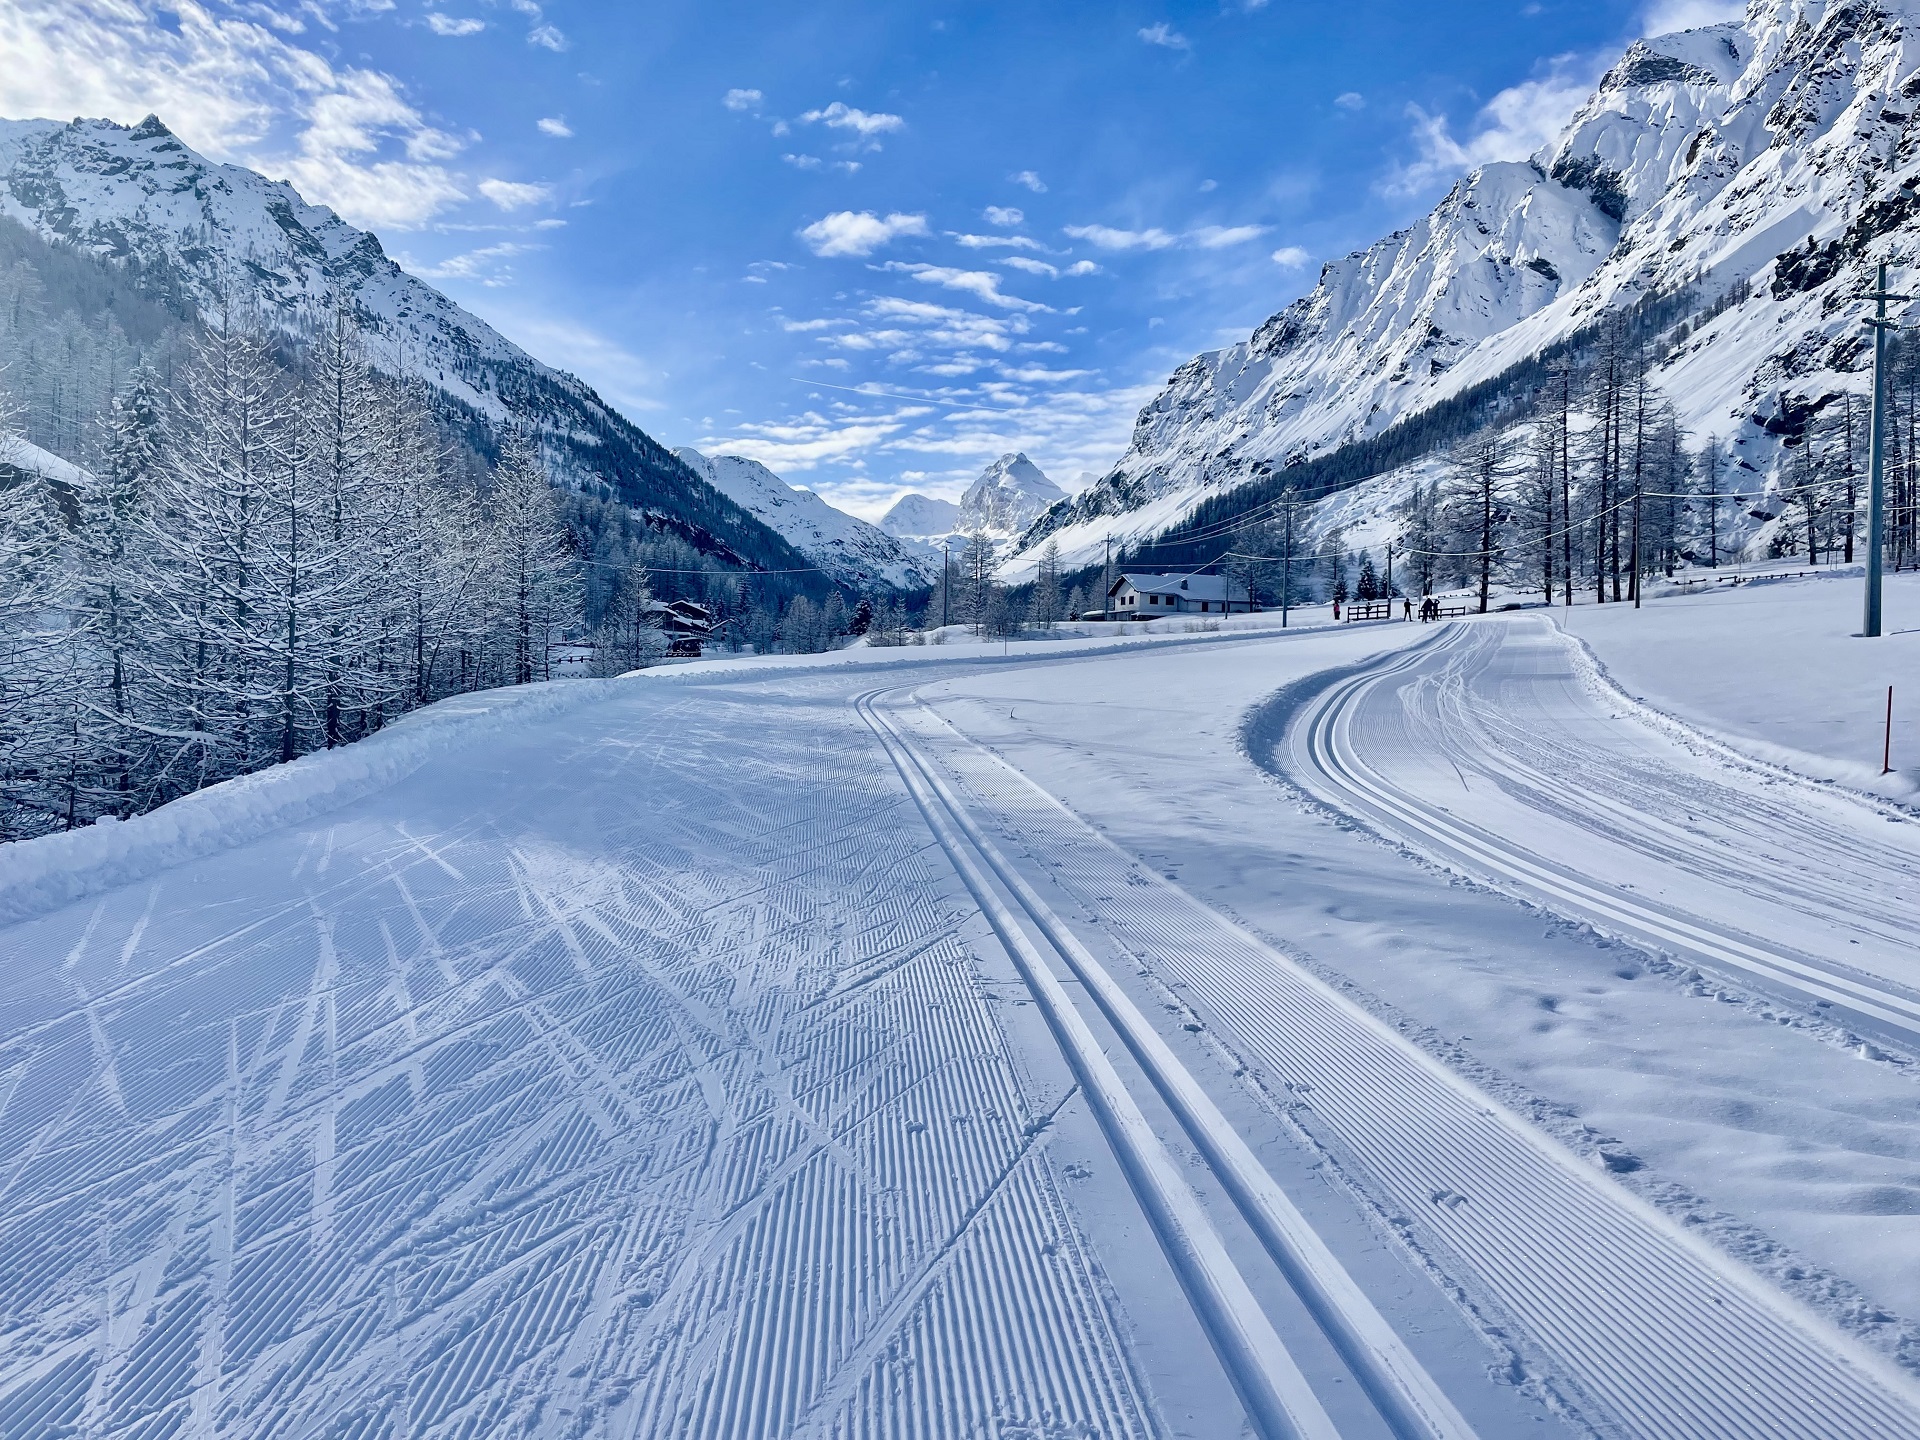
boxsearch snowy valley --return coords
[7,2,1920,1439]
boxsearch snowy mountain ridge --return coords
[671,448,936,589]
[1011,0,1920,575]
[882,452,1065,564]
[0,114,825,580]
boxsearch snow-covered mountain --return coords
[672,448,935,589]
[883,453,1066,563]
[879,492,963,541]
[958,453,1065,533]
[0,114,822,580]
[1013,0,1920,573]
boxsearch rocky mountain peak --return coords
[957,453,1064,534]
[0,112,828,582]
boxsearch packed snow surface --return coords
[4,581,1920,1436]
[1563,569,1920,798]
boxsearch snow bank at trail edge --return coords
[0,679,628,927]
[1561,624,1920,807]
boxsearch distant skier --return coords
[1403,597,1413,621]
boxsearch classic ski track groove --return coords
[856,688,1341,1440]
[0,685,1165,1440]
[902,674,1920,1440]
[1289,617,1920,1041]
[862,687,1478,1440]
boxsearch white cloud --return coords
[865,295,1027,350]
[426,14,485,36]
[799,101,905,138]
[0,0,471,230]
[1387,55,1598,196]
[1064,223,1177,251]
[984,205,1025,226]
[537,115,572,137]
[999,365,1093,384]
[1064,259,1101,276]
[723,87,764,112]
[405,240,537,286]
[782,153,823,170]
[880,263,1053,312]
[1270,245,1310,268]
[1335,91,1365,110]
[1010,170,1048,193]
[953,233,1044,250]
[798,210,930,257]
[1138,22,1191,51]
[1639,0,1745,33]
[703,410,911,471]
[1002,256,1058,278]
[506,0,564,50]
[478,177,553,210]
[1188,223,1268,248]
[1198,178,1218,192]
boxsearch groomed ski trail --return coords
[895,682,1920,1440]
[0,681,1163,1440]
[860,688,1478,1440]
[1284,616,1920,1046]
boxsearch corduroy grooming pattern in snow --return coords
[903,694,1920,1439]
[0,684,1157,1440]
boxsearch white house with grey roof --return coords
[1106,572,1252,616]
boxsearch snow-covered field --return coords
[3,580,1919,1438]
[1563,569,1920,800]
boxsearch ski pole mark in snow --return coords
[0,684,1158,1439]
[902,686,1920,1439]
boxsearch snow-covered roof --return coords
[1110,572,1247,603]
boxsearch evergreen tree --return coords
[1442,429,1508,613]
[1355,550,1379,601]
[590,570,668,674]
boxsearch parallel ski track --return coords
[902,688,1920,1440]
[1288,617,1920,1042]
[861,688,1479,1440]
[857,689,1343,1440]
[0,685,1161,1440]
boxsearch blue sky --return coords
[3,0,1742,516]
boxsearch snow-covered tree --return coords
[590,569,668,674]
[486,431,581,685]
[1031,540,1064,628]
